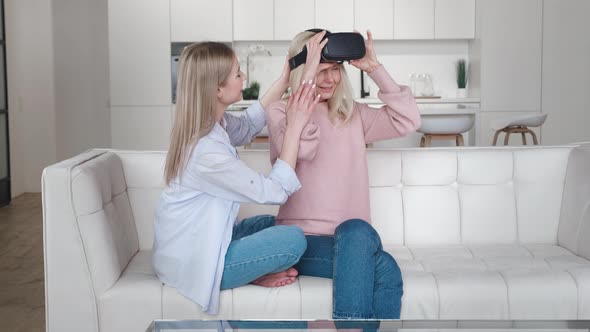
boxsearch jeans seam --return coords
[224,253,299,269]
[333,311,374,319]
[332,232,340,317]
[299,256,332,262]
[236,215,273,239]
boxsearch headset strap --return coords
[288,29,331,70]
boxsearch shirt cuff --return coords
[368,65,402,93]
[269,158,302,196]
[244,101,267,133]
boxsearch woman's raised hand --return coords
[279,81,320,169]
[301,31,328,83]
[286,81,320,133]
[350,30,380,73]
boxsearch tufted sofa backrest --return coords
[237,147,572,246]
[93,147,573,256]
[69,152,140,295]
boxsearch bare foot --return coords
[251,268,299,287]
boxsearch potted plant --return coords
[242,81,260,100]
[456,59,468,98]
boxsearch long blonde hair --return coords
[288,31,354,124]
[165,42,235,185]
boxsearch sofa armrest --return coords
[42,149,107,332]
[558,143,590,261]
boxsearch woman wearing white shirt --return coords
[153,36,325,315]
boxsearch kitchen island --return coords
[228,98,481,148]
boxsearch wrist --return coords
[366,62,381,74]
[284,122,304,137]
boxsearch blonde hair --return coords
[165,42,235,185]
[288,31,354,124]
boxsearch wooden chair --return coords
[420,134,465,147]
[417,114,475,147]
[491,114,547,146]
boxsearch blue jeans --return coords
[220,215,307,289]
[294,219,403,319]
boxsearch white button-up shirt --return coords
[153,102,301,314]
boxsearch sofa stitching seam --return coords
[497,271,511,319]
[563,269,580,319]
[430,272,441,319]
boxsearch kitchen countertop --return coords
[229,97,480,115]
[357,97,480,104]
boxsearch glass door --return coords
[0,0,10,207]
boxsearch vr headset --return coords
[288,29,366,70]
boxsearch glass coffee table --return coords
[147,320,590,332]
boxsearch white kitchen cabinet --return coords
[274,0,315,40]
[171,0,232,42]
[354,0,394,40]
[108,0,171,106]
[393,0,434,39]
[541,0,590,145]
[435,0,475,39]
[111,106,172,150]
[315,0,354,32]
[233,0,273,41]
[477,0,542,112]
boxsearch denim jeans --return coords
[294,219,403,319]
[220,215,307,290]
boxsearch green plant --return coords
[242,81,260,100]
[456,59,468,89]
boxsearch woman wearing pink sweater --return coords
[266,30,421,319]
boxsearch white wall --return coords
[236,40,471,99]
[6,0,57,196]
[541,0,590,145]
[53,0,111,161]
[6,0,110,197]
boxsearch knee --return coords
[274,225,307,259]
[375,251,403,288]
[258,214,276,228]
[335,219,379,242]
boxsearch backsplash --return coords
[234,40,472,99]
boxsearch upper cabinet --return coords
[394,0,474,39]
[435,0,475,39]
[394,0,434,39]
[169,0,474,42]
[171,0,232,42]
[275,0,315,40]
[108,0,171,106]
[478,0,542,112]
[315,0,354,32]
[233,0,274,41]
[355,0,394,39]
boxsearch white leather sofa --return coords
[42,144,590,332]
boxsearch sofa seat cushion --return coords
[394,244,590,319]
[162,276,333,320]
[117,246,590,320]
[99,251,162,332]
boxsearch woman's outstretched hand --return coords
[259,55,292,109]
[286,81,320,133]
[350,30,380,74]
[279,81,320,169]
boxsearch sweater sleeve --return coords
[265,100,320,164]
[358,65,422,144]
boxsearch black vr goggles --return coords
[288,29,366,70]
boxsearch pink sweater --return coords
[266,65,421,236]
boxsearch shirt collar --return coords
[207,118,231,144]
